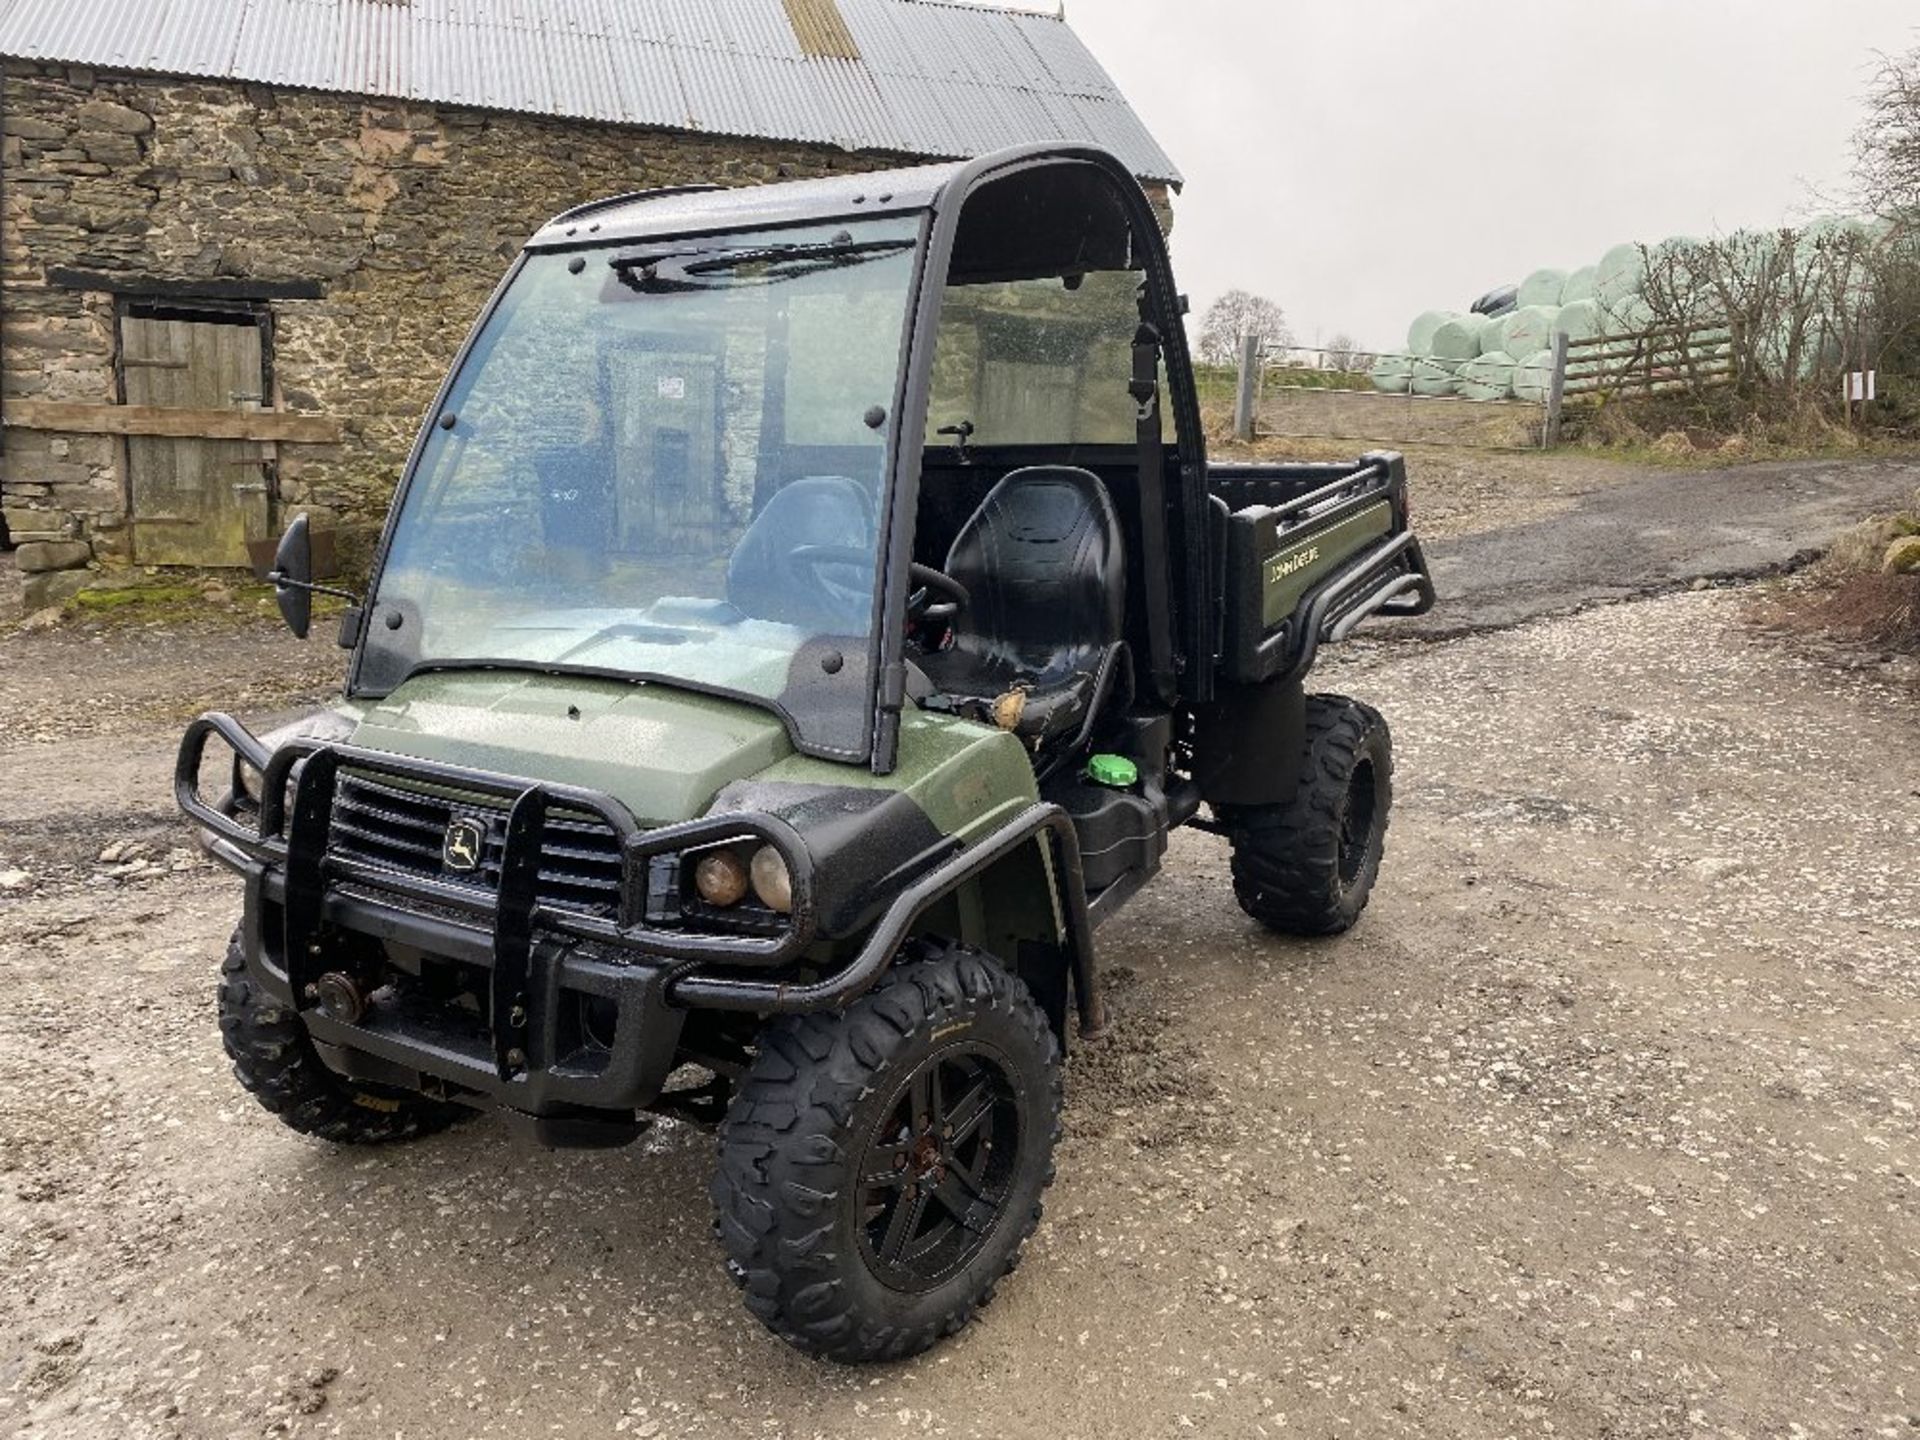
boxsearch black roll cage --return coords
[872,146,1210,772]
[342,144,1210,777]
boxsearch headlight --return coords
[693,849,750,907]
[231,754,263,808]
[750,845,793,914]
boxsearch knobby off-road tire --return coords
[712,944,1063,1363]
[1223,693,1394,936]
[218,928,467,1144]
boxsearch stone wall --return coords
[1,61,1177,582]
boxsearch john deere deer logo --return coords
[443,817,486,874]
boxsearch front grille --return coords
[329,774,625,917]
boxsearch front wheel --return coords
[1222,693,1394,936]
[711,943,1062,1362]
[218,928,469,1144]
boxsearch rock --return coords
[21,569,93,612]
[15,540,93,574]
[75,99,153,135]
[3,506,71,541]
[1885,535,1920,576]
[18,607,65,633]
[0,870,29,891]
[98,841,127,864]
[2,114,66,141]
[1693,856,1749,882]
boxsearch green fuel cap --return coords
[1086,753,1139,789]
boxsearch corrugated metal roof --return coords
[0,0,1181,184]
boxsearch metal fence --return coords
[1227,337,1552,452]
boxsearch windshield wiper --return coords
[610,235,913,292]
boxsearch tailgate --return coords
[1214,452,1434,684]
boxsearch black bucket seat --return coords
[919,466,1126,748]
[727,475,876,635]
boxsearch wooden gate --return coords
[121,311,273,566]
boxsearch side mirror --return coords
[270,514,313,639]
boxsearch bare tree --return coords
[1323,333,1371,372]
[1621,225,1896,405]
[1197,289,1294,367]
[1853,49,1920,390]
[1856,48,1920,219]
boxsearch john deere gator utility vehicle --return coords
[177,143,1434,1362]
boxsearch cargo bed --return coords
[1207,450,1435,684]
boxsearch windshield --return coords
[356,216,922,759]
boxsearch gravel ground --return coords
[4,492,1919,1437]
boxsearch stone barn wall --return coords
[0,60,905,582]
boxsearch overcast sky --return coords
[983,1,1916,355]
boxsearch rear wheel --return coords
[218,928,468,1145]
[711,943,1062,1362]
[1222,693,1393,936]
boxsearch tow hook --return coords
[309,971,368,1025]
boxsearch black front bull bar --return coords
[178,714,1104,1094]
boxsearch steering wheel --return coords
[908,562,970,624]
[784,541,869,592]
[788,544,870,579]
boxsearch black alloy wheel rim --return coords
[856,1044,1021,1293]
[1338,757,1380,885]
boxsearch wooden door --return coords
[123,314,272,566]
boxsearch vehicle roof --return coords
[527,158,968,251]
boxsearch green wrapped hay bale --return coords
[1407,310,1457,357]
[1556,298,1602,344]
[1519,268,1568,307]
[1597,294,1655,337]
[1457,351,1516,401]
[1595,242,1645,307]
[1512,349,1557,404]
[1370,354,1414,394]
[1479,311,1514,357]
[1501,304,1561,358]
[1560,265,1598,304]
[1410,358,1460,397]
[1799,215,1872,249]
[1429,313,1489,362]
[1652,234,1704,265]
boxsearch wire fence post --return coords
[1543,330,1571,449]
[1233,333,1260,442]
